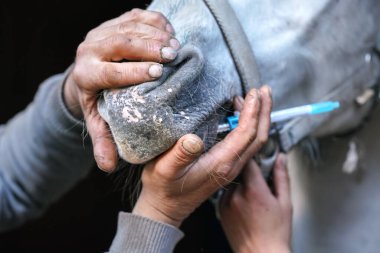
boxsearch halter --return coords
[203,0,261,95]
[202,0,288,154]
[203,0,280,215]
[202,0,380,157]
[203,0,280,177]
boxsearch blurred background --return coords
[0,1,231,252]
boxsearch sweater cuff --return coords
[109,212,184,253]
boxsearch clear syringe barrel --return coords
[270,105,311,123]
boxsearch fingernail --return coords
[182,137,203,154]
[233,96,244,111]
[95,158,107,172]
[95,155,115,173]
[166,23,175,34]
[280,154,288,168]
[98,165,115,173]
[169,38,181,50]
[237,96,244,105]
[256,90,262,100]
[161,47,178,60]
[97,163,106,172]
[267,86,272,97]
[148,64,163,78]
[248,89,258,100]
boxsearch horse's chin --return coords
[112,114,219,164]
[97,41,238,164]
[98,90,220,164]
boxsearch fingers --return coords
[273,154,292,211]
[92,10,178,63]
[100,9,174,33]
[119,22,176,44]
[73,61,164,90]
[252,86,272,146]
[92,34,178,62]
[154,134,204,179]
[73,8,180,93]
[98,62,164,87]
[127,9,174,32]
[214,85,272,168]
[69,9,179,174]
[219,160,269,218]
[228,85,272,158]
[219,183,240,210]
[241,85,272,161]
[223,88,261,158]
[242,159,272,198]
[88,22,175,44]
[193,89,261,186]
[85,107,118,172]
[195,87,270,188]
[233,95,244,112]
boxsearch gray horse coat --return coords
[98,0,380,164]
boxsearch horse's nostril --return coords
[146,45,205,103]
[98,45,207,164]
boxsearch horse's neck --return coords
[231,0,330,56]
[232,0,380,109]
[148,0,217,42]
[149,0,242,93]
[147,0,336,104]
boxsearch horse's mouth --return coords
[98,44,236,164]
[98,45,211,164]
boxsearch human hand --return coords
[220,154,292,253]
[63,9,180,171]
[132,86,272,227]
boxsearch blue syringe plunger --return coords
[310,101,340,115]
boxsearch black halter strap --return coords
[203,0,261,95]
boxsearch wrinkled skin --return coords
[98,0,380,164]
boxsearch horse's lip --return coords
[97,44,234,163]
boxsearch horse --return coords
[98,0,380,164]
[98,0,380,252]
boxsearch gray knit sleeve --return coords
[0,69,94,232]
[109,212,184,253]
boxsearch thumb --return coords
[155,134,204,178]
[86,112,118,172]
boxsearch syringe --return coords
[217,101,340,134]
